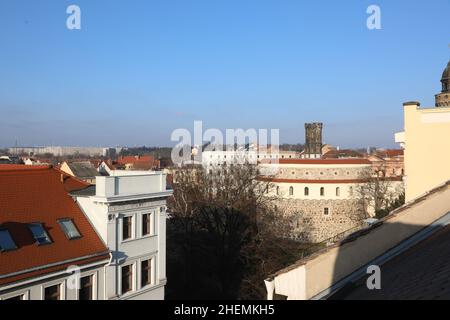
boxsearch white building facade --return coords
[0,261,109,301]
[74,172,172,300]
[201,149,299,170]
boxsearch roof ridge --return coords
[0,165,52,173]
[53,166,91,188]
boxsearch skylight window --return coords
[58,219,81,240]
[0,229,17,251]
[28,223,52,245]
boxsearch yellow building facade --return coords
[396,60,450,201]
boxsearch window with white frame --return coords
[142,212,155,237]
[78,274,94,300]
[1,292,27,300]
[122,216,133,241]
[121,264,133,294]
[44,283,62,300]
[141,258,153,288]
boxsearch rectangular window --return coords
[4,294,24,301]
[324,208,330,215]
[122,216,132,241]
[44,284,61,300]
[0,229,17,251]
[121,265,133,294]
[142,213,152,236]
[141,259,152,287]
[79,275,94,300]
[58,219,81,240]
[28,223,52,245]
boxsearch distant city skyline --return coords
[0,0,449,149]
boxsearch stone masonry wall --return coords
[277,198,364,243]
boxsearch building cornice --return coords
[90,190,173,203]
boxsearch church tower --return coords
[303,123,323,159]
[435,60,450,107]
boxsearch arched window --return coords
[304,187,309,196]
[289,186,294,196]
[349,186,353,196]
[320,187,325,196]
[276,186,280,196]
[336,187,340,197]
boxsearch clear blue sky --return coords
[0,0,449,148]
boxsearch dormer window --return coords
[0,229,17,251]
[28,223,52,245]
[58,219,81,240]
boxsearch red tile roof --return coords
[117,155,153,164]
[0,165,109,285]
[376,149,404,158]
[258,177,403,184]
[261,158,372,165]
[322,149,365,159]
[117,155,160,169]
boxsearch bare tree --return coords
[354,167,404,219]
[166,163,301,299]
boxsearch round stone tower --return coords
[435,60,450,107]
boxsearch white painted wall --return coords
[0,262,107,300]
[96,174,166,198]
[271,182,358,200]
[76,172,172,300]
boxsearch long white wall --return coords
[0,262,107,300]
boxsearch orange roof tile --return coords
[258,177,403,184]
[0,165,109,285]
[117,155,160,168]
[261,158,372,165]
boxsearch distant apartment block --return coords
[9,146,122,157]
